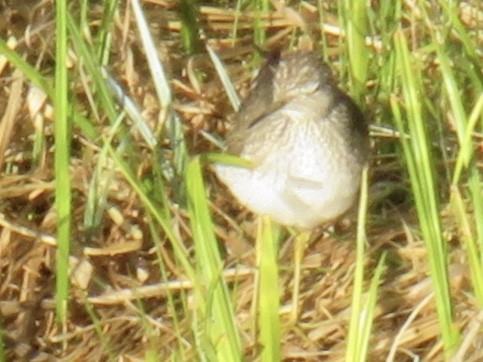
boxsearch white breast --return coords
[214,111,362,229]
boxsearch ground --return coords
[0,1,482,361]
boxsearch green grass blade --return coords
[130,0,172,109]
[392,31,459,356]
[360,253,386,359]
[0,38,98,141]
[253,0,269,48]
[148,219,188,360]
[178,0,201,54]
[130,0,188,192]
[83,301,116,360]
[430,17,483,308]
[450,187,483,302]
[207,45,241,112]
[95,0,119,65]
[0,38,53,97]
[452,95,483,185]
[203,152,253,168]
[54,0,72,325]
[186,156,242,362]
[67,13,119,124]
[436,0,481,67]
[0,315,5,362]
[106,144,195,281]
[339,0,370,102]
[230,0,243,45]
[346,166,373,361]
[257,216,281,362]
[103,69,158,149]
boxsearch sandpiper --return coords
[214,51,369,229]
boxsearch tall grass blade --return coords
[207,45,241,112]
[178,0,201,54]
[431,21,483,306]
[346,166,380,362]
[186,156,242,362]
[130,0,188,192]
[107,144,195,280]
[257,216,281,362]
[339,0,369,102]
[0,38,53,96]
[392,31,459,356]
[130,0,172,109]
[54,0,72,325]
[253,0,269,48]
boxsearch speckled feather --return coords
[215,51,369,229]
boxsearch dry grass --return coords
[0,1,482,361]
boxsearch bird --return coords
[214,51,369,230]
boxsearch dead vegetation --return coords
[0,1,482,361]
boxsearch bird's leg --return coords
[291,229,310,324]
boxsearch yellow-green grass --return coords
[0,0,481,361]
